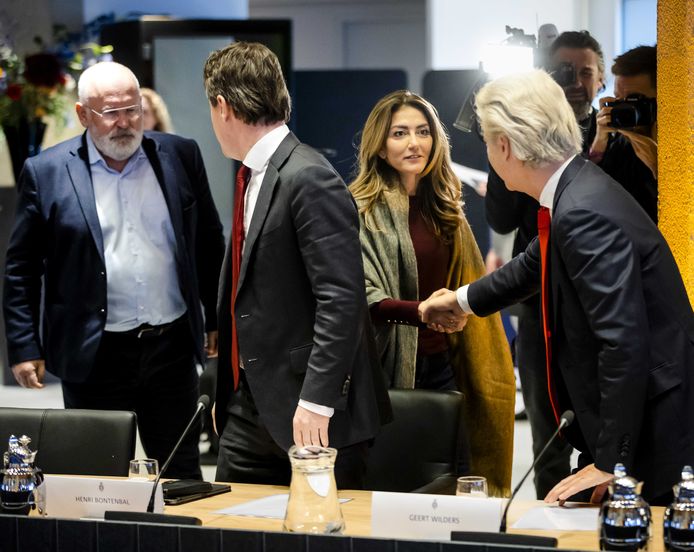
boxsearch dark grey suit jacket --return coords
[215,132,391,451]
[4,132,225,382]
[468,156,694,500]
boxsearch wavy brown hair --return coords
[349,90,463,242]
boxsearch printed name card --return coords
[42,475,164,519]
[371,491,504,540]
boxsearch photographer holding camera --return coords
[589,46,657,222]
[484,30,605,499]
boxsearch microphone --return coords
[104,395,210,526]
[499,409,574,532]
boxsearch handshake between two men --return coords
[417,289,468,334]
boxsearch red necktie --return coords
[538,206,561,426]
[231,164,251,391]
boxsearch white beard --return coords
[92,127,144,161]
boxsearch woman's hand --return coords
[418,289,468,333]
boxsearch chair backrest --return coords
[0,408,137,477]
[365,389,464,493]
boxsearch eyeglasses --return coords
[87,104,142,123]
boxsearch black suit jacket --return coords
[599,133,658,223]
[468,156,694,500]
[215,132,391,451]
[3,132,225,382]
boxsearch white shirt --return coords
[456,155,576,313]
[241,124,290,250]
[240,125,334,418]
[87,132,186,331]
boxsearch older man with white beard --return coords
[3,62,225,479]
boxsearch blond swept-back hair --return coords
[475,70,582,167]
[349,90,463,242]
[140,87,174,132]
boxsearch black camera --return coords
[551,61,576,88]
[504,25,536,48]
[603,94,656,128]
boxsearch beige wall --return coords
[657,0,694,304]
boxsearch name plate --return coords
[43,475,164,519]
[371,491,503,540]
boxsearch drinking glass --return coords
[456,476,488,497]
[128,459,159,481]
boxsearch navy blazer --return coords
[468,156,694,500]
[3,131,225,383]
[215,132,391,451]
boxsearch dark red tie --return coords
[231,164,251,391]
[538,206,561,426]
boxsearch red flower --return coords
[6,84,22,101]
[23,53,63,88]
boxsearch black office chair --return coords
[0,407,137,476]
[364,389,465,494]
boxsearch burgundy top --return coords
[370,195,451,355]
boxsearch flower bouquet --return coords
[0,24,113,183]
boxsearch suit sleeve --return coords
[188,142,225,332]
[467,237,541,316]
[555,207,649,473]
[289,163,366,408]
[3,160,46,364]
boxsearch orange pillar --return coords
[657,0,694,303]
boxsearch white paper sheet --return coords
[512,503,599,531]
[215,493,351,519]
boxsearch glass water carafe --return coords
[283,445,345,534]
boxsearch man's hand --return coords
[485,248,503,275]
[12,360,46,389]
[211,402,218,436]
[418,289,466,334]
[617,129,657,178]
[425,310,469,333]
[590,96,616,156]
[544,463,612,504]
[418,289,467,333]
[205,331,219,358]
[293,405,330,447]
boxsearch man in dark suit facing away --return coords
[484,30,606,499]
[420,69,694,505]
[4,62,225,479]
[204,42,391,488]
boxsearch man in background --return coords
[590,45,658,222]
[421,69,694,505]
[204,42,390,488]
[483,30,606,498]
[4,61,225,479]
